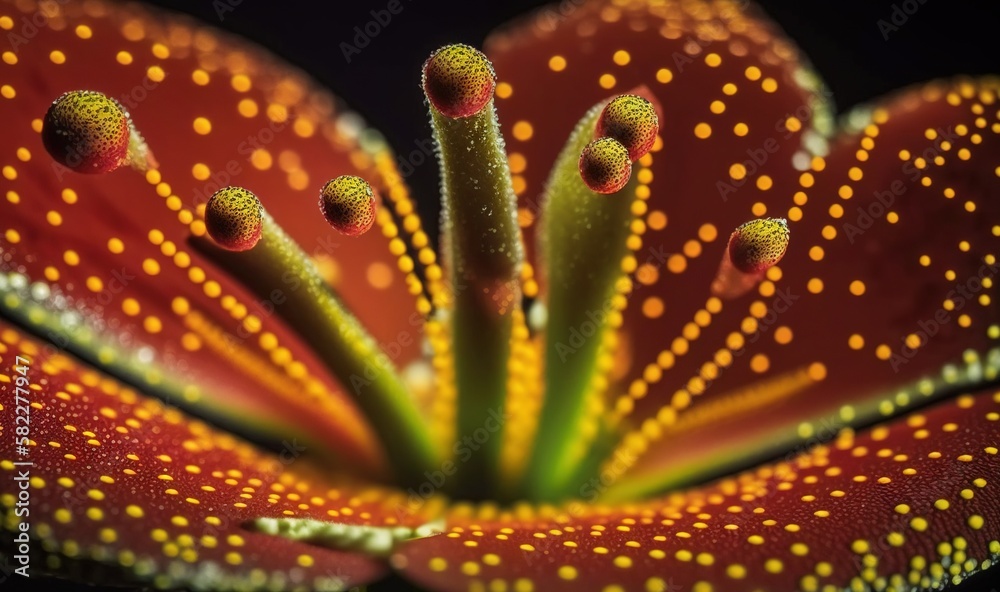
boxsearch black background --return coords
[10,0,1000,590]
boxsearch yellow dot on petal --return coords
[231,74,252,92]
[512,121,534,141]
[193,117,212,135]
[146,66,165,82]
[428,557,447,572]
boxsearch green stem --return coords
[519,101,641,501]
[194,214,438,487]
[431,100,522,499]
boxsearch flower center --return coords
[31,49,792,507]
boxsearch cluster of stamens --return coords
[43,90,378,255]
[38,49,791,504]
[579,94,659,194]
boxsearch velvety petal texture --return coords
[0,321,437,590]
[0,0,997,590]
[485,0,1000,496]
[399,388,999,591]
[487,0,827,293]
[0,0,440,474]
[610,77,1000,498]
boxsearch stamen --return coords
[596,94,660,160]
[712,218,790,299]
[518,94,647,501]
[579,137,633,194]
[41,90,153,173]
[193,187,439,487]
[204,186,263,252]
[423,44,522,498]
[422,44,496,119]
[319,176,377,237]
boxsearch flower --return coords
[1,0,998,591]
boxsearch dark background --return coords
[11,0,1000,590]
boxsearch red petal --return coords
[486,0,825,291]
[615,78,1000,495]
[0,321,434,588]
[486,0,1000,493]
[398,387,1000,591]
[0,0,436,469]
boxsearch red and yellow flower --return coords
[1,0,998,590]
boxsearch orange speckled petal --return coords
[398,388,999,591]
[0,0,435,472]
[486,0,1000,493]
[486,0,827,291]
[610,77,1000,497]
[0,321,437,589]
